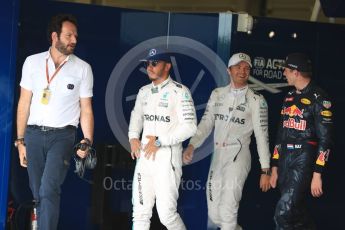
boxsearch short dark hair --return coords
[47,14,78,45]
[299,71,312,79]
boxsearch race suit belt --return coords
[215,137,247,148]
[27,125,76,132]
[282,139,317,145]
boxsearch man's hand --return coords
[76,139,91,159]
[270,167,278,188]
[130,138,141,159]
[18,144,27,167]
[260,169,271,192]
[143,135,159,160]
[183,145,195,164]
[311,172,323,197]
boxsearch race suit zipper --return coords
[233,138,242,162]
[169,146,175,171]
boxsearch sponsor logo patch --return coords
[174,83,182,88]
[217,94,225,101]
[144,114,170,122]
[285,97,294,102]
[137,173,143,205]
[283,118,306,130]
[214,114,245,124]
[183,92,190,100]
[260,99,268,108]
[316,149,330,166]
[272,146,279,159]
[161,92,169,100]
[149,48,157,56]
[67,84,74,90]
[230,117,245,124]
[236,105,245,112]
[314,93,320,99]
[208,170,213,201]
[322,118,332,123]
[183,112,194,117]
[287,144,294,149]
[151,87,158,94]
[321,110,332,117]
[322,101,332,109]
[158,102,168,107]
[282,105,304,118]
[301,98,311,105]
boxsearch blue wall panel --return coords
[0,0,20,229]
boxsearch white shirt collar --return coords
[45,47,71,67]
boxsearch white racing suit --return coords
[129,77,197,230]
[189,84,270,230]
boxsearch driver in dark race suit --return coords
[270,53,333,229]
[183,52,271,230]
[129,48,197,230]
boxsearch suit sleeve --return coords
[251,94,270,169]
[313,94,333,173]
[128,88,144,140]
[189,90,216,149]
[271,98,286,167]
[158,87,197,146]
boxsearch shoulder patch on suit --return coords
[174,83,182,88]
[253,90,260,96]
[248,87,261,96]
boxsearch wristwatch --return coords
[154,137,161,147]
[261,169,271,176]
[14,138,25,148]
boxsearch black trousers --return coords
[274,143,316,230]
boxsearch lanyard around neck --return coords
[45,58,67,86]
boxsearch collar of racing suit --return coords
[229,84,248,96]
[228,84,248,105]
[297,80,313,94]
[151,76,171,93]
